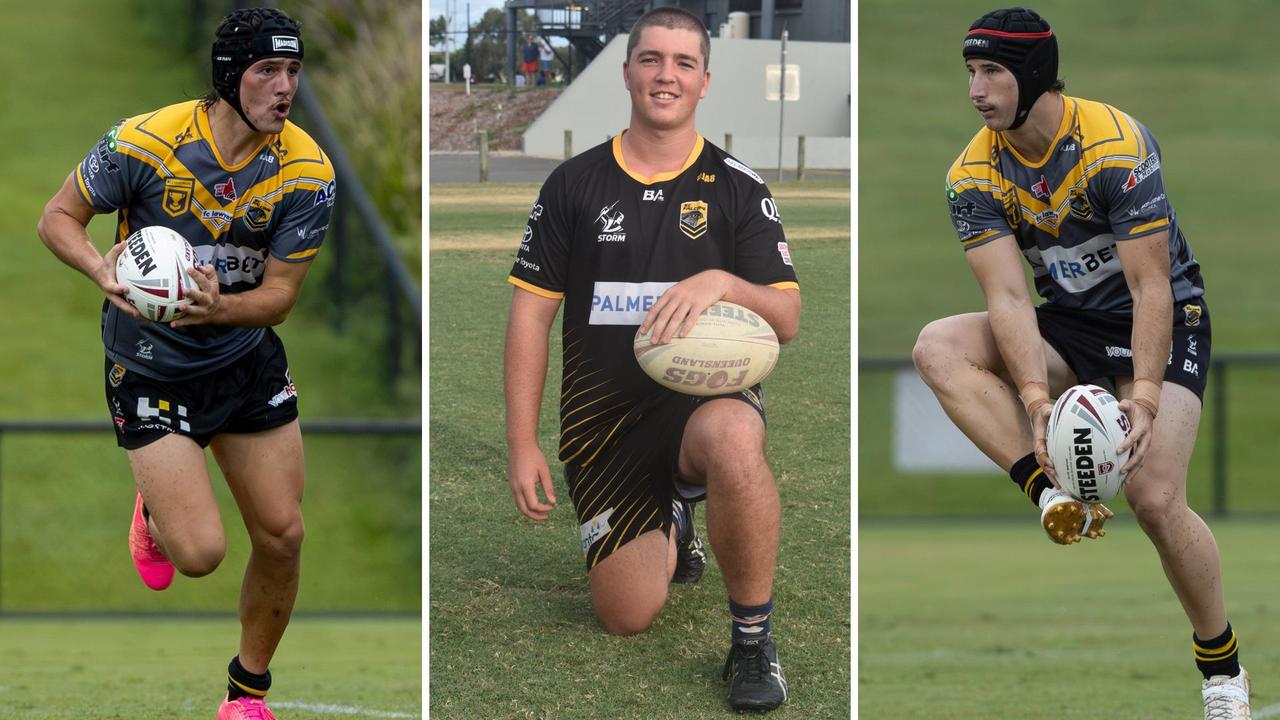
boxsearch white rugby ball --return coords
[633,301,779,397]
[1046,384,1132,503]
[115,225,198,322]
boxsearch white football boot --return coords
[1203,667,1251,720]
[1038,489,1114,545]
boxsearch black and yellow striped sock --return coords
[1010,452,1053,507]
[1193,623,1241,680]
[227,655,271,702]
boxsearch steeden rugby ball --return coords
[115,225,198,323]
[633,301,780,397]
[1046,384,1132,503]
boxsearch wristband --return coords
[1131,378,1161,417]
[1020,381,1051,413]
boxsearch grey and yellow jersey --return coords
[77,100,335,379]
[945,95,1203,312]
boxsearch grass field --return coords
[859,1,1280,717]
[428,180,851,718]
[0,617,420,719]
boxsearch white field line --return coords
[1255,703,1280,718]
[272,701,419,718]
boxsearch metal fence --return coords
[0,419,420,614]
[859,352,1280,517]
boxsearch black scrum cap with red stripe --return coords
[963,7,1057,130]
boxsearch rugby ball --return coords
[633,301,779,397]
[115,225,198,322]
[1046,384,1132,503]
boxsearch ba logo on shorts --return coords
[679,200,708,239]
[244,196,274,230]
[1184,304,1202,327]
[163,177,194,217]
[109,363,126,387]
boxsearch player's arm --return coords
[504,287,562,521]
[641,270,800,345]
[36,170,143,319]
[171,256,311,329]
[1113,231,1172,479]
[966,234,1055,471]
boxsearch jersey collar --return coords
[612,131,704,185]
[1001,95,1074,170]
[195,102,274,173]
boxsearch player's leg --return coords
[678,397,787,710]
[588,528,673,635]
[128,434,226,578]
[209,420,306,698]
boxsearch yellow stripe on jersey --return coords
[285,248,320,260]
[612,132,705,185]
[770,281,800,291]
[1128,218,1169,236]
[507,275,564,299]
[961,229,1007,246]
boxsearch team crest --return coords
[162,177,194,217]
[244,196,274,230]
[1001,185,1021,227]
[1068,186,1093,220]
[108,363,126,387]
[1184,304,1202,327]
[679,200,709,239]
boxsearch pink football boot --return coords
[129,492,174,590]
[217,695,278,720]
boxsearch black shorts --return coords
[106,328,299,450]
[1036,300,1210,400]
[567,386,765,570]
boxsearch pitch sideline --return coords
[273,701,418,718]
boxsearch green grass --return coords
[860,519,1280,718]
[0,617,420,719]
[428,181,850,718]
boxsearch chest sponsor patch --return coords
[589,281,677,325]
[192,244,270,285]
[1037,233,1121,294]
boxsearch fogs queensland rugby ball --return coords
[1046,384,1132,503]
[633,301,779,397]
[115,225,198,322]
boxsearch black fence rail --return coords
[859,352,1280,517]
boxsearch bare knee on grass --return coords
[589,529,670,636]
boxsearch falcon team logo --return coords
[162,177,194,217]
[596,200,626,242]
[679,200,709,239]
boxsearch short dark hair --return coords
[626,7,710,69]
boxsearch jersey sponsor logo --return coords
[589,281,676,325]
[193,244,269,284]
[314,180,337,207]
[244,196,274,230]
[596,200,626,242]
[643,189,665,201]
[777,241,793,266]
[214,177,238,202]
[201,209,234,226]
[1183,304,1202,327]
[697,172,715,183]
[522,224,533,249]
[580,507,614,553]
[109,363,127,387]
[679,200,709,239]
[268,371,298,408]
[1031,174,1050,201]
[272,36,300,52]
[724,157,764,184]
[1033,209,1059,229]
[964,37,990,48]
[1068,186,1093,220]
[1122,153,1160,193]
[136,396,191,433]
[1040,233,1120,293]
[163,177,194,217]
[529,202,543,221]
[1104,345,1132,358]
[1130,193,1167,217]
[761,197,782,223]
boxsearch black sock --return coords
[227,655,271,701]
[1009,452,1053,507]
[1194,623,1241,680]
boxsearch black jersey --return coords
[507,134,799,468]
[76,100,335,380]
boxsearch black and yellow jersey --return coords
[76,100,335,379]
[507,133,799,469]
[945,95,1203,312]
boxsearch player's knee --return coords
[1125,482,1183,534]
[170,533,226,577]
[689,406,766,473]
[596,595,665,636]
[249,512,305,561]
[912,319,956,387]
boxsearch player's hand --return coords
[95,242,144,320]
[170,264,221,328]
[508,442,557,521]
[1116,399,1154,481]
[640,270,731,345]
[1028,399,1058,485]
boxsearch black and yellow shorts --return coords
[1036,300,1211,400]
[567,385,765,570]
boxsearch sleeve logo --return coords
[1122,153,1160,193]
